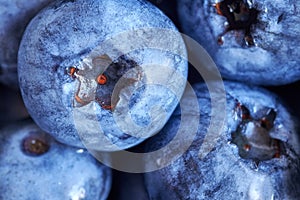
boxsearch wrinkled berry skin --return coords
[0,120,112,200]
[144,81,300,199]
[0,0,53,87]
[178,0,300,85]
[18,0,187,150]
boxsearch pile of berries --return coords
[1,0,299,199]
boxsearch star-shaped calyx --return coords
[231,100,283,166]
[214,0,259,46]
[66,54,144,111]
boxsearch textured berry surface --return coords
[144,81,300,199]
[0,120,112,200]
[178,0,300,85]
[18,0,188,150]
[2,0,299,198]
[0,0,53,86]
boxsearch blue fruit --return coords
[18,0,188,151]
[177,0,300,85]
[144,81,300,199]
[0,120,112,200]
[0,0,53,87]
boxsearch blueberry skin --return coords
[18,0,187,150]
[0,120,112,200]
[0,0,53,87]
[144,81,300,199]
[177,0,300,85]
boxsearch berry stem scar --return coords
[213,0,259,46]
[67,54,144,111]
[231,100,283,165]
[67,54,112,107]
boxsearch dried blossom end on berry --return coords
[214,0,259,46]
[22,134,50,156]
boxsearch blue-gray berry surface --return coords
[178,0,300,85]
[18,0,188,151]
[0,120,112,200]
[0,0,53,87]
[144,81,300,199]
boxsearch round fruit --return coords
[0,0,53,87]
[144,81,300,199]
[0,120,112,200]
[18,0,188,151]
[178,0,300,85]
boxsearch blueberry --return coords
[0,0,53,87]
[18,0,188,151]
[177,0,300,85]
[0,120,112,200]
[144,81,300,199]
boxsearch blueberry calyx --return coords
[22,134,50,156]
[67,54,143,111]
[214,0,259,46]
[231,102,282,164]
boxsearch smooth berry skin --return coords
[144,81,300,200]
[0,120,112,200]
[18,0,187,150]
